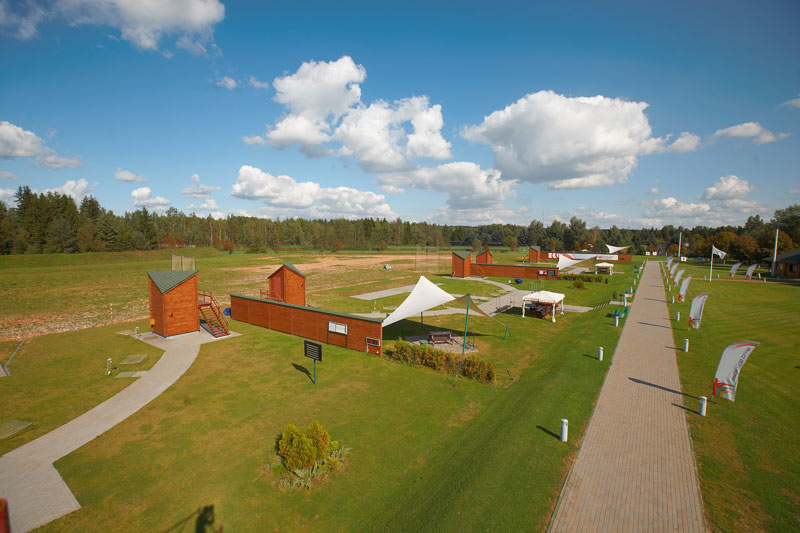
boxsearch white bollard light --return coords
[615,316,619,327]
[135,326,139,335]
[598,346,604,361]
[560,419,569,442]
[671,296,675,304]
[676,311,680,321]
[684,338,689,352]
[699,396,707,416]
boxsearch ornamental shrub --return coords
[388,340,494,382]
[306,420,330,461]
[277,424,315,470]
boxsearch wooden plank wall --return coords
[284,270,306,306]
[451,253,470,278]
[475,264,559,280]
[148,278,165,337]
[230,295,382,355]
[164,275,199,337]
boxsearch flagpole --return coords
[710,248,714,281]
[454,293,470,386]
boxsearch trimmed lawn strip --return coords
[661,261,800,531]
[0,319,162,455]
[48,305,622,530]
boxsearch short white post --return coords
[615,316,619,327]
[671,296,675,304]
[598,346,604,361]
[699,396,707,416]
[135,326,139,335]
[757,272,761,279]
[106,358,112,376]
[676,311,680,321]
[684,338,689,352]
[560,419,568,442]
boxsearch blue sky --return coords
[1,0,798,228]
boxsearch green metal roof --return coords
[530,245,541,251]
[230,293,383,323]
[269,263,306,279]
[777,248,800,263]
[453,251,471,260]
[147,270,198,294]
[477,250,491,257]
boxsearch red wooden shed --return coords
[268,263,306,306]
[529,246,542,263]
[452,251,471,278]
[147,270,199,337]
[476,250,493,264]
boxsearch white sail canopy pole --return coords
[382,276,455,328]
[606,244,630,254]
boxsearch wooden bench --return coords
[428,331,454,345]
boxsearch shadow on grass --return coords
[292,363,314,383]
[536,425,560,440]
[671,403,699,415]
[581,353,600,360]
[162,504,219,533]
[629,377,697,399]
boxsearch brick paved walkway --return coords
[0,329,237,532]
[549,261,706,532]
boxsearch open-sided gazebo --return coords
[521,291,565,322]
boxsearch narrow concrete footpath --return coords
[549,261,705,532]
[0,329,237,532]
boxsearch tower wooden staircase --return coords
[198,290,229,337]
[471,262,487,278]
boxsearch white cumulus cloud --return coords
[215,76,238,90]
[378,161,514,210]
[0,188,17,206]
[230,164,395,219]
[701,175,754,200]
[248,76,269,90]
[644,197,711,218]
[247,56,451,171]
[43,178,96,201]
[712,122,788,145]
[462,90,698,189]
[131,186,171,209]
[1,0,225,53]
[0,120,80,169]
[182,173,220,198]
[114,168,147,182]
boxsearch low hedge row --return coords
[557,273,609,284]
[389,340,495,382]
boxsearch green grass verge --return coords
[661,259,800,532]
[42,303,622,530]
[0,318,162,455]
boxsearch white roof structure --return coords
[382,276,455,327]
[606,244,630,254]
[522,291,565,304]
[556,255,582,270]
[595,262,614,268]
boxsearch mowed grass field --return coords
[662,260,800,532]
[0,248,633,530]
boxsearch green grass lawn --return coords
[40,300,623,531]
[0,318,162,456]
[660,260,800,532]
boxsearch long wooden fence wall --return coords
[230,294,383,355]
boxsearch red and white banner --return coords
[744,264,757,280]
[545,252,620,261]
[673,269,685,287]
[688,293,709,329]
[669,262,679,277]
[729,262,742,277]
[678,276,690,301]
[713,341,759,401]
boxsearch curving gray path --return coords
[0,328,237,532]
[549,261,705,531]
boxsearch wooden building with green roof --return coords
[267,263,306,306]
[147,270,199,338]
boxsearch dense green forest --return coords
[0,186,798,262]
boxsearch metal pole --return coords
[455,294,471,386]
[710,249,714,281]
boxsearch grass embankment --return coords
[661,260,800,532]
[0,318,162,455]
[45,295,626,530]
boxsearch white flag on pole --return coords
[712,245,726,259]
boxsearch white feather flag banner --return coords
[713,341,759,401]
[673,269,685,287]
[679,276,690,302]
[688,293,709,329]
[729,262,742,277]
[744,264,757,280]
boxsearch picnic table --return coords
[428,331,454,344]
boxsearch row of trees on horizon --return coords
[0,186,798,264]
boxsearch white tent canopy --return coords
[606,244,630,254]
[382,276,455,328]
[521,291,566,322]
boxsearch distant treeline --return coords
[0,186,798,263]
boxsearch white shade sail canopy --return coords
[382,276,455,327]
[556,255,582,270]
[606,244,630,254]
